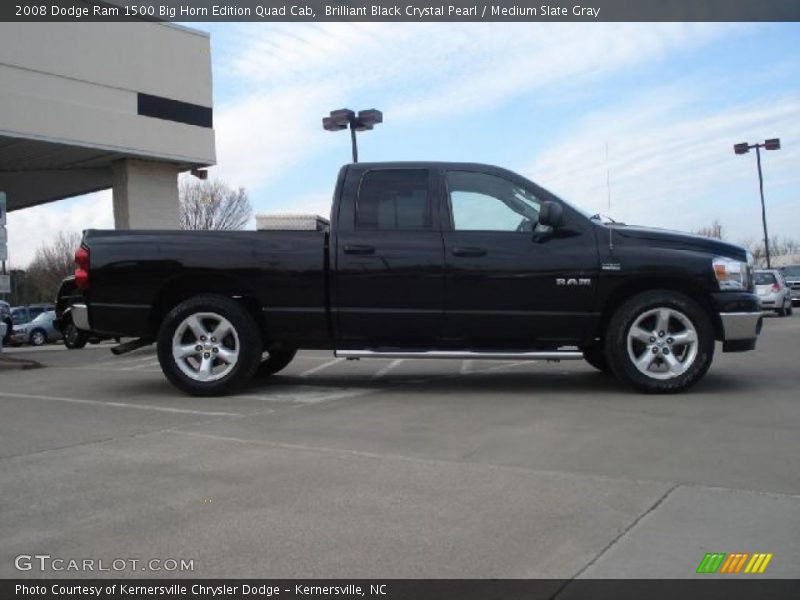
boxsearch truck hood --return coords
[606,224,749,261]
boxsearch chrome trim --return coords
[335,349,584,360]
[71,303,91,331]
[719,312,762,341]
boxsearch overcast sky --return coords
[7,22,800,266]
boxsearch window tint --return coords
[447,171,542,232]
[356,169,431,230]
[754,272,777,285]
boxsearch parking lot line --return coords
[0,391,241,417]
[298,357,343,377]
[120,359,161,371]
[372,358,403,379]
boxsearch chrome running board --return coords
[334,349,584,361]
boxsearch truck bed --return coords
[82,229,329,345]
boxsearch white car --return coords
[754,270,793,317]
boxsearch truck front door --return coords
[334,167,445,347]
[441,169,598,348]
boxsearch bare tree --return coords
[179,180,252,231]
[741,236,800,267]
[25,231,82,301]
[693,219,725,240]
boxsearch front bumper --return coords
[719,312,762,352]
[710,292,762,352]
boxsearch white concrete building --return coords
[0,22,215,229]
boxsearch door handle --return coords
[451,247,487,257]
[343,244,376,255]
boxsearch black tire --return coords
[29,329,47,346]
[580,344,611,374]
[605,290,714,394]
[157,295,263,397]
[788,304,794,316]
[777,304,787,317]
[255,349,297,378]
[63,321,89,349]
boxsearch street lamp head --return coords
[734,142,750,155]
[326,108,356,130]
[764,138,781,151]
[357,109,383,127]
[322,116,347,132]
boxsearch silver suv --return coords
[754,270,793,316]
[780,265,800,306]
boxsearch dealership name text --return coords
[16,583,386,597]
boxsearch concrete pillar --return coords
[112,158,180,229]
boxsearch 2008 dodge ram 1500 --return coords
[70,162,762,396]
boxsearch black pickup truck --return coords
[71,162,762,396]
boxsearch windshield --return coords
[33,311,54,323]
[754,272,777,285]
[780,266,800,279]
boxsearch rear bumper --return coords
[72,304,91,331]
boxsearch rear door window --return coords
[356,169,432,230]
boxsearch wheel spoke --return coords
[655,308,671,334]
[635,351,654,372]
[197,355,214,380]
[216,347,238,365]
[175,344,200,359]
[670,330,696,345]
[186,315,208,340]
[211,318,233,341]
[630,326,653,343]
[663,352,685,375]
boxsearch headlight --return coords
[713,256,752,291]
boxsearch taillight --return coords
[75,246,90,290]
[771,283,780,292]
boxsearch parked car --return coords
[53,275,118,349]
[754,270,793,316]
[0,300,12,345]
[11,310,63,346]
[10,303,54,327]
[779,265,800,306]
[70,161,763,396]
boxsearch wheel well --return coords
[149,276,267,340]
[593,278,723,343]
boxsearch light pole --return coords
[734,138,781,268]
[323,108,383,163]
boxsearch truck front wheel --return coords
[605,291,714,393]
[157,295,263,396]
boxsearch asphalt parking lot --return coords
[1,314,799,579]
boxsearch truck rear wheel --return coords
[63,320,89,349]
[255,349,297,378]
[605,290,714,393]
[157,295,263,396]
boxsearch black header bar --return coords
[4,0,800,22]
